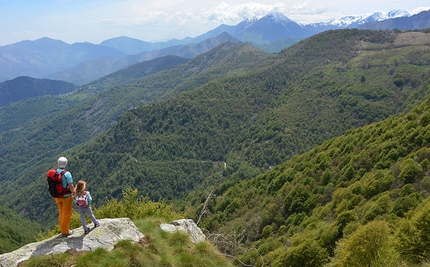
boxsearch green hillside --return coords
[1,28,430,256]
[0,55,190,139]
[0,41,274,224]
[50,29,430,203]
[0,76,77,106]
[185,95,430,266]
[0,205,43,254]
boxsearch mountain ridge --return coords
[0,9,427,85]
[0,76,77,106]
[358,9,430,30]
[0,38,125,81]
[51,32,242,85]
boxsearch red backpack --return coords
[46,169,71,198]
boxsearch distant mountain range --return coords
[0,33,242,86]
[0,38,125,82]
[358,9,430,30]
[0,9,428,86]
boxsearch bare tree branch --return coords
[196,188,215,225]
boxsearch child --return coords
[74,180,100,234]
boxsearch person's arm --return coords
[87,191,93,206]
[68,183,75,194]
[64,172,75,194]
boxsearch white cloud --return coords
[202,2,287,24]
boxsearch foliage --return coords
[395,201,430,264]
[276,239,328,267]
[399,158,423,183]
[0,205,44,254]
[95,187,184,221]
[257,37,302,52]
[189,94,430,265]
[329,220,393,267]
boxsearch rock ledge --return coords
[0,217,144,267]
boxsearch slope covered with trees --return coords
[0,205,43,254]
[61,29,430,203]
[185,93,430,266]
[0,42,275,224]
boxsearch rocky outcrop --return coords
[0,218,144,267]
[160,219,206,243]
[0,218,206,267]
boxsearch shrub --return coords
[275,239,328,267]
[361,194,391,223]
[95,188,183,221]
[329,220,392,267]
[399,158,423,183]
[361,170,394,199]
[262,225,273,238]
[392,192,423,217]
[335,210,358,238]
[395,201,430,264]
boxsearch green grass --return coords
[21,217,234,267]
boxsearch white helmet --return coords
[58,157,68,168]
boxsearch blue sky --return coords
[0,0,429,46]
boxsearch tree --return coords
[395,201,430,264]
[276,239,328,267]
[329,220,392,267]
[399,158,422,183]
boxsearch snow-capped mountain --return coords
[191,9,421,45]
[237,13,306,43]
[315,9,411,28]
[388,9,412,18]
[299,9,415,37]
[194,12,308,45]
[238,16,259,28]
[358,9,430,30]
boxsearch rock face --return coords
[0,218,144,267]
[160,219,206,243]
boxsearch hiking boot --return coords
[61,230,74,237]
[94,222,100,228]
[84,229,90,235]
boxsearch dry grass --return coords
[395,32,430,46]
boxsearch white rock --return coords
[160,219,206,243]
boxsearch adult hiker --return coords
[49,156,75,237]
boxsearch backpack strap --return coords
[58,169,71,194]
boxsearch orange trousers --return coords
[55,196,73,235]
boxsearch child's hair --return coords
[76,180,87,195]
